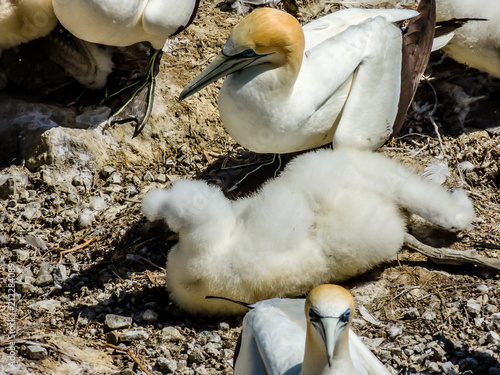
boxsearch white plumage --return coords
[52,0,200,50]
[180,8,419,153]
[435,0,500,78]
[234,284,391,375]
[142,147,475,315]
[335,0,500,78]
[0,0,57,50]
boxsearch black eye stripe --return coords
[309,308,351,321]
[241,49,257,57]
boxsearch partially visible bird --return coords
[180,7,421,153]
[234,284,391,375]
[0,0,57,50]
[142,147,475,315]
[435,0,500,78]
[52,0,201,136]
[0,1,112,93]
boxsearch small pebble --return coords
[218,322,230,331]
[143,171,154,182]
[28,300,61,313]
[158,357,177,373]
[35,262,53,286]
[0,174,16,199]
[25,234,47,251]
[162,326,184,342]
[25,345,48,360]
[142,309,159,322]
[119,329,150,342]
[105,314,133,330]
[440,361,457,374]
[467,299,482,316]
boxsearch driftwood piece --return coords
[404,233,500,272]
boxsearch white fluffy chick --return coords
[142,147,475,315]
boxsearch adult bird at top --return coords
[52,0,201,136]
[233,284,392,374]
[180,7,420,153]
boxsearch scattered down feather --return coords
[142,147,475,315]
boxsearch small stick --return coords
[57,237,99,265]
[404,233,500,272]
[105,343,152,375]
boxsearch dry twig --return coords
[404,233,500,272]
[56,237,100,265]
[105,343,152,375]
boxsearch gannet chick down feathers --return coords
[180,8,419,153]
[234,284,391,375]
[142,148,475,315]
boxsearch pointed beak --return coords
[320,318,339,368]
[179,53,264,100]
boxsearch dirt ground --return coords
[0,1,499,374]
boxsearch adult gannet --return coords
[0,0,57,50]
[52,0,201,135]
[234,284,391,375]
[179,7,420,153]
[142,147,475,315]
[435,0,500,78]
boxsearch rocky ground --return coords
[1,1,499,374]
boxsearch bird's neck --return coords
[301,327,354,375]
[273,45,303,92]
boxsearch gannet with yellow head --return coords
[180,7,419,152]
[234,284,392,374]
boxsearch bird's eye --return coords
[241,49,256,57]
[309,308,319,322]
[340,309,351,323]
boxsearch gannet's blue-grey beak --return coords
[179,51,266,100]
[319,317,339,368]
